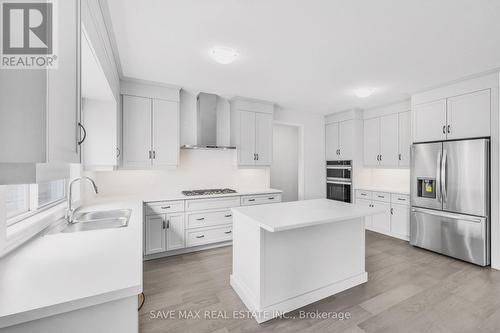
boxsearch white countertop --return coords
[232,199,387,232]
[355,186,410,195]
[0,187,281,328]
[0,198,143,328]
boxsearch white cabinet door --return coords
[413,99,447,143]
[380,114,399,167]
[47,0,80,163]
[398,111,411,167]
[152,99,179,167]
[166,213,185,251]
[371,201,391,232]
[356,198,373,228]
[145,215,165,255]
[363,117,380,166]
[255,112,273,165]
[325,122,339,161]
[339,120,354,160]
[238,110,256,165]
[391,204,409,238]
[447,89,490,140]
[123,95,152,168]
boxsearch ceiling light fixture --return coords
[354,88,375,98]
[209,46,239,64]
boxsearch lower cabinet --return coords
[143,193,282,257]
[355,190,409,240]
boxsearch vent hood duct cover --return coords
[181,92,235,150]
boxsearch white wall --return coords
[84,149,269,199]
[274,107,326,199]
[271,124,299,202]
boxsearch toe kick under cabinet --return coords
[356,189,410,241]
[143,193,282,258]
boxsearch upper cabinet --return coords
[412,74,495,144]
[230,98,274,166]
[121,80,180,169]
[326,120,355,161]
[0,0,81,184]
[363,111,410,168]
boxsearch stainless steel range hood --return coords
[181,92,236,150]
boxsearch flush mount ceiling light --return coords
[209,46,239,64]
[354,88,375,98]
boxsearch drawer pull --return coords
[360,193,367,196]
[268,197,275,200]
[377,195,385,198]
[196,217,205,221]
[196,235,205,239]
[224,230,232,234]
[161,206,171,209]
[397,198,406,201]
[225,214,232,218]
[248,199,256,202]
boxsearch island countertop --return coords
[231,199,387,232]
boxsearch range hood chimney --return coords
[181,92,236,150]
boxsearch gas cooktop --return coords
[181,188,237,196]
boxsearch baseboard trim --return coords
[230,272,368,323]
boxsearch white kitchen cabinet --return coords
[231,97,274,166]
[379,114,398,167]
[165,213,185,251]
[412,99,447,143]
[356,198,373,228]
[391,204,410,239]
[325,122,340,160]
[446,89,490,140]
[398,111,411,167]
[255,112,273,165]
[363,117,380,166]
[145,215,166,255]
[152,99,180,167]
[123,95,152,168]
[325,120,354,161]
[371,201,391,232]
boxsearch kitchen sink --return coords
[46,209,132,234]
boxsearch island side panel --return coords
[261,217,366,309]
[230,211,262,310]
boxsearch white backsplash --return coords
[358,168,410,191]
[83,149,270,200]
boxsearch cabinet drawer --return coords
[186,209,233,229]
[185,196,240,212]
[356,190,372,200]
[372,191,390,202]
[241,193,282,206]
[186,225,233,247]
[145,200,184,215]
[391,193,410,205]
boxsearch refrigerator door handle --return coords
[436,150,442,203]
[411,207,483,223]
[441,149,447,203]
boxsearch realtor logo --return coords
[1,0,57,68]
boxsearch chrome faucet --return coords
[66,177,99,223]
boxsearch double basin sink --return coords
[49,209,131,234]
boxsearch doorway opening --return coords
[271,122,304,202]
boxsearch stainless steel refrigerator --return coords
[410,138,490,266]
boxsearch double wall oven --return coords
[326,160,352,203]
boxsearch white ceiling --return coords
[105,0,500,114]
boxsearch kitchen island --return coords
[230,199,386,323]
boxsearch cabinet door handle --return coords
[224,230,232,234]
[447,125,451,134]
[162,220,166,229]
[196,235,205,239]
[149,150,152,159]
[77,123,87,145]
[442,125,446,134]
[196,217,205,221]
[398,153,402,161]
[166,220,170,229]
[116,147,121,158]
[153,150,156,159]
[390,208,394,215]
[161,206,171,209]
[256,153,259,161]
[225,214,232,218]
[253,153,256,161]
[380,154,382,161]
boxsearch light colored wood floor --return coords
[140,231,500,333]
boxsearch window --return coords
[3,179,67,226]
